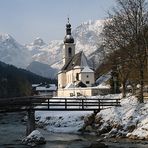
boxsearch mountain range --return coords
[0,34,32,68]
[0,19,105,78]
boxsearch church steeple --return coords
[63,18,75,65]
[64,18,74,43]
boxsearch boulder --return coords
[22,130,46,146]
[126,124,136,132]
[108,128,118,138]
[95,116,103,124]
[79,113,96,133]
[84,113,96,126]
[85,125,94,132]
[97,123,112,136]
[127,133,138,140]
[112,123,123,130]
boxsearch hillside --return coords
[0,61,56,98]
[27,61,58,79]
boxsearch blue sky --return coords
[0,0,115,44]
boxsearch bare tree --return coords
[102,0,148,102]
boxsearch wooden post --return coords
[82,99,84,109]
[26,109,35,136]
[116,99,118,106]
[48,99,50,109]
[65,99,67,109]
[98,99,100,111]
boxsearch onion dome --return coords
[64,18,74,43]
[64,35,74,43]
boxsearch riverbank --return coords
[0,112,148,147]
[94,94,148,140]
[35,94,148,141]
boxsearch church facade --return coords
[57,19,99,97]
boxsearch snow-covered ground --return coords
[36,110,92,133]
[35,94,148,140]
[96,94,148,140]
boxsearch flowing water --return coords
[0,112,148,148]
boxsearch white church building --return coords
[57,19,106,97]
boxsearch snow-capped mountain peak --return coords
[0,33,32,68]
[26,19,105,67]
[73,19,104,56]
[31,37,46,47]
[0,33,16,44]
[0,19,105,77]
[26,37,47,51]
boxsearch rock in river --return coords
[22,130,46,146]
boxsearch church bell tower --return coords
[63,18,75,65]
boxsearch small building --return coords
[32,83,57,96]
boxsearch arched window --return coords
[76,73,79,80]
[68,47,72,57]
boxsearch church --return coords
[57,19,101,97]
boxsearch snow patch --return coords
[96,95,148,139]
[36,111,92,133]
[22,130,46,146]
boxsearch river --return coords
[0,112,148,148]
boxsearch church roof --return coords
[61,51,89,72]
[64,35,74,43]
[81,66,94,73]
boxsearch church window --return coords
[70,93,74,97]
[76,73,79,80]
[86,81,90,84]
[86,75,89,78]
[77,92,82,96]
[68,47,72,57]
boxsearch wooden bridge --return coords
[0,96,121,135]
[0,96,121,112]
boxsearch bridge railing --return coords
[32,97,121,111]
[0,96,121,112]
